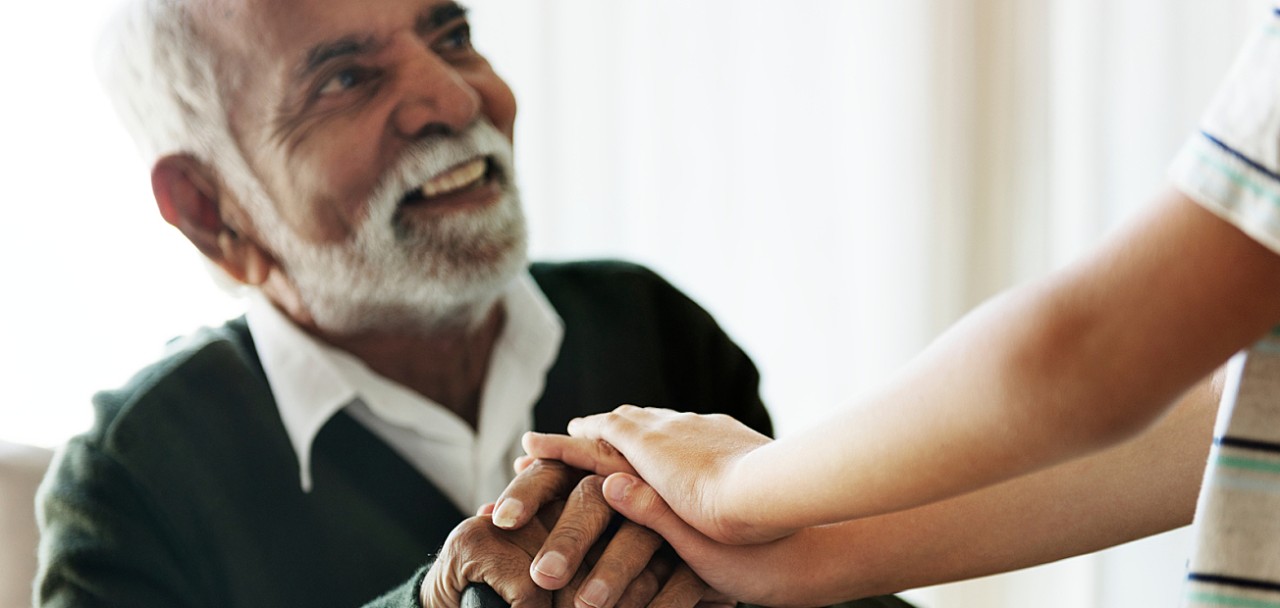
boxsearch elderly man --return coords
[35,0,916,607]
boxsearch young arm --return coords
[527,187,1280,544]
[521,369,1220,607]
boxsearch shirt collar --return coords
[245,272,564,492]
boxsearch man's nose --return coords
[391,50,481,138]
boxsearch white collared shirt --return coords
[245,273,564,513]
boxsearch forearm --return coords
[758,371,1218,605]
[729,190,1280,532]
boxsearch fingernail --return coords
[492,498,523,528]
[579,579,610,608]
[533,551,568,581]
[604,475,633,502]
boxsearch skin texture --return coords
[520,188,1280,605]
[154,0,520,416]
[149,1,702,606]
[518,363,1222,607]
[478,460,726,608]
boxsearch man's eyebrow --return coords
[297,35,383,81]
[418,2,469,33]
[293,3,468,82]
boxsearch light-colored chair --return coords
[0,441,54,608]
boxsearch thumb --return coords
[601,473,715,557]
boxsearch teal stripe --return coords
[1194,148,1280,208]
[1216,454,1280,475]
[1188,591,1280,608]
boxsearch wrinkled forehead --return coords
[196,0,363,79]
[194,0,457,98]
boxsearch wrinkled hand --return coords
[521,406,785,544]
[482,457,734,608]
[420,512,556,608]
[575,473,831,608]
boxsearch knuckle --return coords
[619,570,661,607]
[548,521,594,551]
[604,523,663,561]
[573,475,607,504]
[665,573,705,599]
[529,458,568,477]
[450,517,496,549]
[594,439,621,459]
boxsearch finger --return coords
[554,565,592,608]
[477,502,496,517]
[610,565,661,608]
[694,587,734,606]
[574,521,665,608]
[648,564,708,608]
[604,472,789,546]
[612,549,676,608]
[492,458,586,530]
[601,474,727,556]
[564,405,676,441]
[428,518,555,608]
[515,454,537,473]
[522,433,639,478]
[530,476,615,591]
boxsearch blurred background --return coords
[0,0,1272,606]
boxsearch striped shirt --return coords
[1170,5,1280,607]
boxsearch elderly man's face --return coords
[201,0,526,331]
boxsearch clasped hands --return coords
[420,456,734,608]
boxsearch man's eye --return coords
[440,24,472,52]
[317,68,368,96]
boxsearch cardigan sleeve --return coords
[37,438,431,608]
[37,438,207,607]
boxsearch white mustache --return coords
[367,120,514,218]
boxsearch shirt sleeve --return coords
[1169,5,1280,256]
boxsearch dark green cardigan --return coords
[35,261,774,607]
[36,261,911,608]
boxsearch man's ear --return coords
[151,154,274,286]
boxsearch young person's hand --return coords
[521,406,791,545]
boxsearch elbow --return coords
[1002,292,1168,457]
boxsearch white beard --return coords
[230,120,528,334]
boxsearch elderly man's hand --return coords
[420,513,554,608]
[480,458,732,608]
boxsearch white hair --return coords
[96,0,529,333]
[98,1,228,168]
[97,0,273,292]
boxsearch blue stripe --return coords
[1218,436,1280,455]
[1191,573,1280,594]
[1202,132,1280,186]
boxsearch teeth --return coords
[420,158,488,198]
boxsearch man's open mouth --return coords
[399,157,497,207]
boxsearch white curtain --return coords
[0,0,1272,606]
